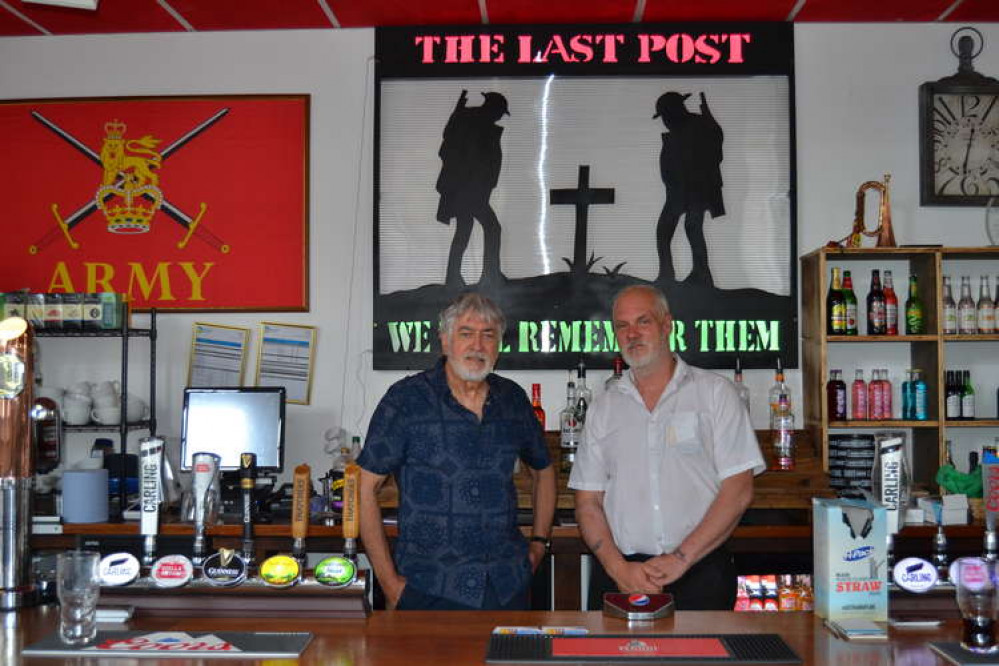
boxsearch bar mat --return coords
[23,630,312,659]
[929,642,999,666]
[486,634,801,663]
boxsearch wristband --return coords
[529,536,552,552]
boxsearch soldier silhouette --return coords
[653,91,725,287]
[435,90,509,287]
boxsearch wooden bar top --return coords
[6,606,962,665]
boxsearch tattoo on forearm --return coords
[590,539,603,553]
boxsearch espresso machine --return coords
[0,316,38,609]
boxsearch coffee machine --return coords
[0,316,38,609]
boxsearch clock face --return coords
[931,93,999,198]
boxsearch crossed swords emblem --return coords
[28,109,232,255]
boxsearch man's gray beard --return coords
[452,356,493,382]
[621,346,653,370]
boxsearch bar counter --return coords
[3,606,962,665]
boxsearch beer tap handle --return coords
[240,453,257,567]
[190,452,219,568]
[291,464,311,575]
[342,460,360,561]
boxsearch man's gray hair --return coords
[438,292,507,338]
[612,285,671,320]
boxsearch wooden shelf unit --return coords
[801,246,999,489]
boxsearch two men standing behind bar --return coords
[570,285,763,610]
[358,293,556,610]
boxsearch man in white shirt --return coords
[569,285,764,610]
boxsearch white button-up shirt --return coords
[568,356,764,556]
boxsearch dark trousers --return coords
[588,545,737,611]
[396,581,530,611]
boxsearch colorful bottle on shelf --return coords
[945,371,961,421]
[851,369,868,420]
[867,269,887,335]
[768,359,791,430]
[961,371,976,420]
[827,369,847,421]
[942,276,958,335]
[843,271,859,336]
[531,383,545,431]
[884,270,899,335]
[827,267,847,335]
[978,275,996,334]
[901,370,914,420]
[913,369,928,421]
[959,276,977,335]
[904,274,924,334]
[869,369,884,420]
[880,369,893,419]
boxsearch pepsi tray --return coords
[486,634,801,664]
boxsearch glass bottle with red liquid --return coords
[827,369,847,421]
[851,369,868,420]
[531,383,545,431]
[883,270,899,335]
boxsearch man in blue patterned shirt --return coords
[358,293,556,610]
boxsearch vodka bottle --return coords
[574,359,592,425]
[770,393,795,472]
[942,276,958,335]
[604,355,624,390]
[734,356,751,414]
[978,275,996,334]
[559,381,581,472]
[959,276,977,334]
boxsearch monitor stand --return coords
[219,472,277,523]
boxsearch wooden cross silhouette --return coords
[550,165,615,275]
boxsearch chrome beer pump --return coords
[0,316,38,609]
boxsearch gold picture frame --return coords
[187,322,251,387]
[254,322,317,405]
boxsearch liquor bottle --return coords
[827,267,847,335]
[575,359,592,425]
[843,271,859,336]
[770,393,795,472]
[933,526,949,583]
[868,369,884,420]
[959,276,977,334]
[768,359,791,430]
[945,371,961,421]
[530,383,545,431]
[867,269,887,335]
[559,381,581,473]
[913,369,928,421]
[901,370,914,420]
[826,369,847,421]
[851,369,868,420]
[884,270,899,335]
[978,275,996,334]
[961,370,976,420]
[734,356,751,414]
[778,574,798,612]
[904,274,925,334]
[605,355,624,390]
[942,276,958,335]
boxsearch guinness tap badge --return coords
[201,548,247,587]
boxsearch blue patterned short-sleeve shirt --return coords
[358,359,550,608]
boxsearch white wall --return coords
[2,23,998,482]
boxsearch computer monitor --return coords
[179,387,285,472]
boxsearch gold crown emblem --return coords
[104,119,127,140]
[96,182,162,234]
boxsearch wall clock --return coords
[919,28,999,206]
